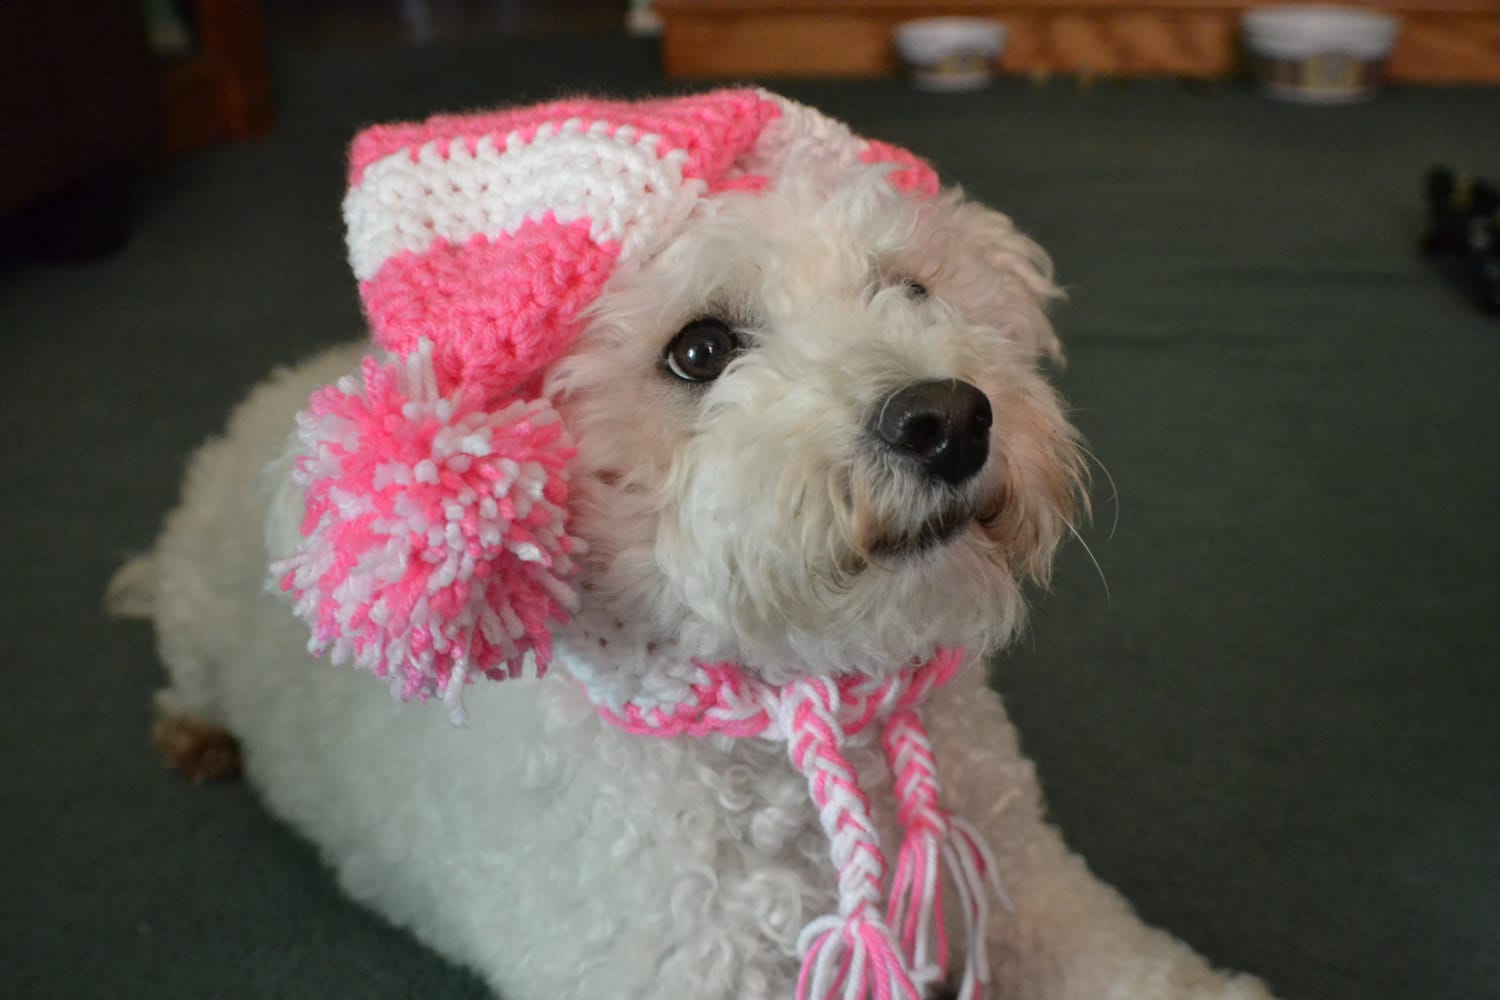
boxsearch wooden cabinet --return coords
[656,0,1500,82]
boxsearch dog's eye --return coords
[904,279,929,300]
[664,319,742,383]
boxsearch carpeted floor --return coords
[2,35,1496,1000]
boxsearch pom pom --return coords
[272,341,581,720]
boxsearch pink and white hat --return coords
[274,89,941,713]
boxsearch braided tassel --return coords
[780,680,922,1000]
[882,707,1012,1000]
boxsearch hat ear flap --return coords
[272,342,581,721]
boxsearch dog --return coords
[111,90,1274,1000]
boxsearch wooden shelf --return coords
[656,0,1500,82]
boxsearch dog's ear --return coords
[938,196,1065,368]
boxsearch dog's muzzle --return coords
[872,379,992,486]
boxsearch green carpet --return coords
[2,36,1496,1000]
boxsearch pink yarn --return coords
[784,680,923,1000]
[884,708,954,982]
[882,709,1009,999]
[274,345,580,715]
[590,649,1004,1000]
[597,652,962,739]
[360,217,620,399]
[288,90,945,721]
[860,140,941,199]
[283,86,988,994]
[347,90,783,188]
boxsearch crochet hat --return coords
[274,89,941,714]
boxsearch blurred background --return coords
[1,3,1497,1000]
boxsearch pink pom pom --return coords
[272,342,581,718]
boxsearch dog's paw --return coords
[152,712,241,782]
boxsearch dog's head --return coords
[282,90,1085,704]
[552,162,1084,682]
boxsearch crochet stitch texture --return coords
[275,88,1001,999]
[279,88,940,710]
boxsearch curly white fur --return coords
[118,164,1275,1000]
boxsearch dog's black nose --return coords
[872,379,993,485]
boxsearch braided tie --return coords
[882,707,1012,1000]
[586,648,1006,998]
[780,679,921,1000]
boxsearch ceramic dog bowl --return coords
[1242,5,1399,103]
[894,18,1007,92]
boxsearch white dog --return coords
[112,91,1274,1000]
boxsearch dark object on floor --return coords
[1423,166,1500,315]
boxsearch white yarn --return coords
[345,123,696,281]
[276,341,579,714]
[745,92,886,189]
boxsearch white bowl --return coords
[1242,5,1399,103]
[894,18,1007,92]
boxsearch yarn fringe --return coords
[883,707,1012,1000]
[273,340,582,721]
[797,905,922,1000]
